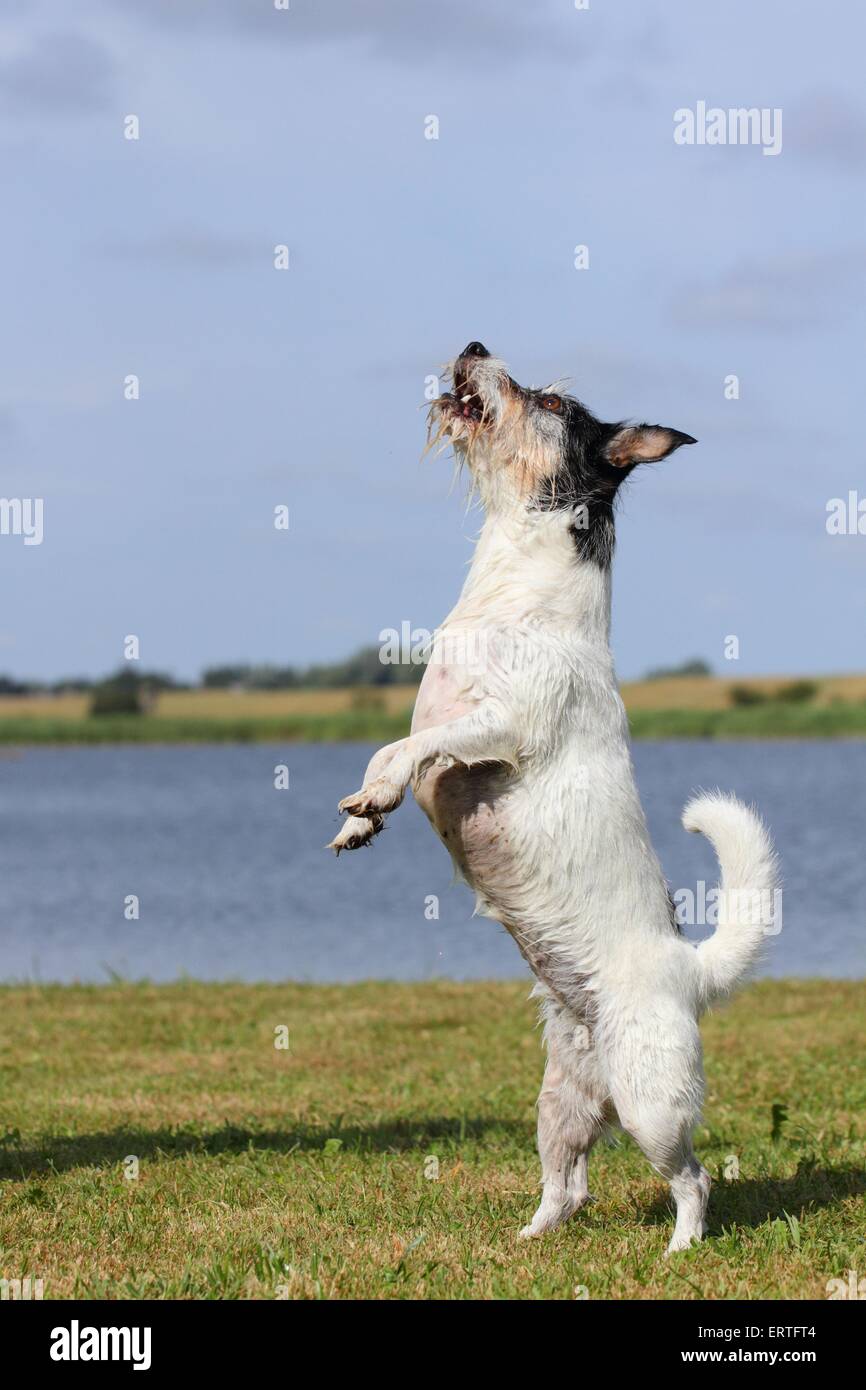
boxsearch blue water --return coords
[0,742,862,983]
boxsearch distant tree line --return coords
[643,658,712,680]
[0,670,187,696]
[0,652,828,719]
[0,652,716,695]
[0,645,425,699]
[201,645,424,689]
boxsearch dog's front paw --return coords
[327,813,384,855]
[338,776,405,817]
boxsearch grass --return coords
[1,677,865,742]
[0,979,862,1300]
[627,703,866,739]
[0,712,412,745]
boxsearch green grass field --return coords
[0,979,862,1300]
[627,703,866,739]
[0,700,861,745]
[0,702,865,744]
[0,711,413,745]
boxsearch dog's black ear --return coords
[604,424,697,469]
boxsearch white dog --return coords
[330,342,778,1255]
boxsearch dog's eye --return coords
[540,395,562,412]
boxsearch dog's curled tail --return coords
[682,791,780,1005]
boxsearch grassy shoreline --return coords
[0,702,864,744]
[0,978,862,1299]
[628,702,866,739]
[0,711,413,745]
[1,676,865,742]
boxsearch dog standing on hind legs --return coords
[329,341,779,1255]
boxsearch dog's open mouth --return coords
[442,368,485,425]
[454,368,485,421]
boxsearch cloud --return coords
[0,408,17,437]
[671,248,866,331]
[790,91,866,171]
[108,0,590,67]
[0,31,115,113]
[100,230,262,267]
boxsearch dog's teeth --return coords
[461,395,471,403]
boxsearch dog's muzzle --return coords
[437,340,520,432]
[445,341,490,424]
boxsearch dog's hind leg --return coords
[519,1017,607,1240]
[610,1042,711,1256]
[666,1152,711,1253]
[625,1123,711,1255]
[519,1075,603,1239]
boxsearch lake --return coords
[0,742,862,983]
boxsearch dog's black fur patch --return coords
[533,397,631,569]
[534,396,694,569]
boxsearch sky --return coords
[1,0,864,681]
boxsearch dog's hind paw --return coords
[664,1232,702,1256]
[519,1190,595,1240]
[518,1222,543,1240]
[327,814,384,855]
[519,1207,570,1240]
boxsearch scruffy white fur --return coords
[331,350,779,1255]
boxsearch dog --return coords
[329,341,779,1255]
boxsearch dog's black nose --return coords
[461,341,489,359]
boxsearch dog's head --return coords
[428,341,696,565]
